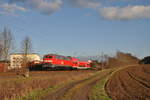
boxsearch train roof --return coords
[44,54,68,57]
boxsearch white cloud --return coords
[0,3,26,14]
[69,0,101,8]
[2,0,100,15]
[7,0,63,15]
[99,5,150,20]
[1,0,150,20]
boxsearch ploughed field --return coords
[106,64,150,100]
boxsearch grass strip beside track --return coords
[89,76,111,100]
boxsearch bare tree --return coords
[21,36,32,67]
[20,36,32,77]
[21,36,32,56]
[0,27,13,61]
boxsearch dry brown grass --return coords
[107,52,139,68]
[0,70,96,100]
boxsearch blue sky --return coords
[0,0,150,58]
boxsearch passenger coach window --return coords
[55,56,60,59]
[67,58,71,61]
[64,57,70,61]
[59,56,64,60]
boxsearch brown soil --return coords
[40,79,86,100]
[105,65,150,100]
[71,76,103,100]
[41,70,112,100]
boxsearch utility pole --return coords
[101,52,104,70]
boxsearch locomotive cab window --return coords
[44,56,53,59]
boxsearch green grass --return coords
[16,86,58,100]
[90,76,111,100]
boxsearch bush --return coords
[139,56,150,64]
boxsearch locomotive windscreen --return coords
[44,55,53,59]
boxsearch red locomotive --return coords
[42,54,91,69]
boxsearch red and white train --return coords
[42,54,91,69]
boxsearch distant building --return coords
[9,53,41,69]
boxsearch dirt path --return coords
[41,70,113,100]
[71,76,103,100]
